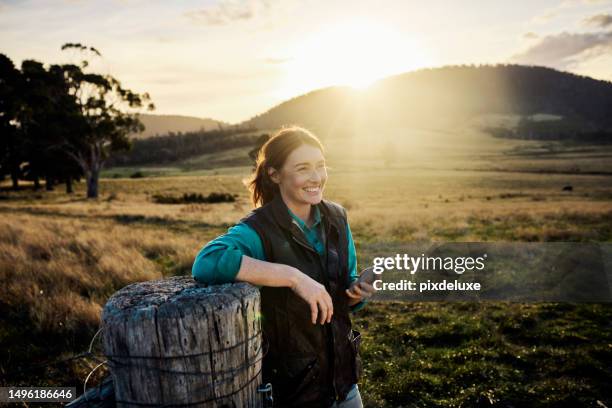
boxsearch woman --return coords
[192,126,376,407]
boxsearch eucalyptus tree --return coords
[59,43,154,198]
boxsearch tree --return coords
[16,60,84,192]
[59,43,154,198]
[0,54,24,190]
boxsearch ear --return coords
[268,167,281,184]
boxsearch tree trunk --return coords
[10,169,19,190]
[102,276,263,408]
[86,143,103,199]
[65,176,73,194]
[45,175,54,191]
[87,169,99,199]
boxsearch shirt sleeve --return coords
[192,222,265,286]
[346,218,367,313]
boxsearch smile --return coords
[303,186,320,193]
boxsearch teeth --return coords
[304,187,319,192]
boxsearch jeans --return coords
[330,384,363,408]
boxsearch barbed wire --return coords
[7,325,107,378]
[80,324,268,406]
[7,322,269,407]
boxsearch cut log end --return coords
[100,276,263,407]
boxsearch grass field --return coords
[1,127,611,407]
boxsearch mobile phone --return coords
[356,266,376,285]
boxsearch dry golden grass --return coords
[1,166,610,340]
[0,208,211,385]
[1,133,611,392]
[0,214,202,333]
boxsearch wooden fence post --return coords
[94,276,263,407]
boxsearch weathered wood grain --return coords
[100,276,262,407]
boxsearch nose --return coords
[309,168,322,183]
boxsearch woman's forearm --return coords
[235,255,300,289]
[238,255,335,324]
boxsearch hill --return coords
[241,65,612,139]
[133,114,228,139]
[111,65,612,172]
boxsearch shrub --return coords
[151,192,236,204]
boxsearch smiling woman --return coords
[192,126,376,407]
[283,18,429,92]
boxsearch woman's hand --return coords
[235,258,332,324]
[289,269,334,325]
[345,280,376,305]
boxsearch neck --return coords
[282,195,312,226]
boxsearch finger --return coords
[317,299,328,325]
[358,282,374,298]
[360,282,377,292]
[324,293,334,323]
[352,283,364,297]
[309,300,318,325]
[345,288,361,299]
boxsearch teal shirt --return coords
[192,205,367,313]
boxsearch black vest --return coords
[241,193,362,407]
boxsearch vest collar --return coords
[269,193,330,233]
[287,205,322,232]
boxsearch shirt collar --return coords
[287,205,322,231]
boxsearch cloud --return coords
[510,30,612,69]
[560,0,612,7]
[583,13,612,27]
[524,32,539,39]
[184,0,271,26]
[264,57,292,64]
[531,0,612,25]
[530,11,558,24]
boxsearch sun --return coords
[282,18,428,94]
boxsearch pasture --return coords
[1,127,611,407]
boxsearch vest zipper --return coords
[291,222,339,402]
[291,234,317,255]
[289,231,332,292]
[320,221,338,402]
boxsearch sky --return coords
[1,0,612,123]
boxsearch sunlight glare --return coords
[282,18,428,95]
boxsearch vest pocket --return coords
[271,355,320,402]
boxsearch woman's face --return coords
[269,143,327,207]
